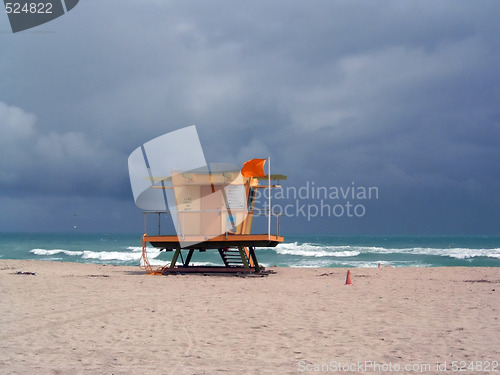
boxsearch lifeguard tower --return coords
[128,126,285,274]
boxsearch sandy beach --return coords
[1,260,499,374]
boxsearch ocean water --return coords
[1,233,499,268]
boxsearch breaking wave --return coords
[274,242,362,257]
[272,242,500,260]
[30,247,161,262]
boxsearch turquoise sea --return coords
[0,233,499,268]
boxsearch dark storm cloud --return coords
[0,0,499,233]
[0,102,128,198]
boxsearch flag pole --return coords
[268,156,271,240]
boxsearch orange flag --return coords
[241,158,267,177]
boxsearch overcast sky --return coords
[1,0,499,234]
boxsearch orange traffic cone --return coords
[345,270,353,285]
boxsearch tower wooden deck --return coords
[141,233,284,274]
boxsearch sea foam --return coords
[30,247,161,262]
[275,242,368,257]
[272,243,500,259]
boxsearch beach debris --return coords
[345,270,353,285]
[317,272,334,277]
[464,279,498,283]
[16,271,36,276]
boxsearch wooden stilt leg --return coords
[184,249,194,266]
[170,247,181,268]
[238,245,250,268]
[244,247,254,268]
[248,247,260,273]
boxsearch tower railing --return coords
[142,209,281,239]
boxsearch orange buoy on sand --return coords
[345,269,353,285]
